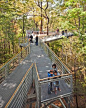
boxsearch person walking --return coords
[30,34,33,43]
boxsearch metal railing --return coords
[39,39,72,75]
[0,44,30,83]
[4,63,41,108]
[41,32,74,42]
[33,63,41,108]
[5,63,33,108]
[36,39,73,107]
[19,37,29,46]
[2,40,73,108]
[39,73,73,102]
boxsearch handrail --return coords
[39,38,73,74]
[5,63,33,108]
[0,43,30,83]
[0,50,21,69]
[44,42,73,73]
[34,60,74,82]
[34,63,40,80]
[39,72,74,81]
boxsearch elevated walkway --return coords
[0,52,32,107]
[0,39,73,108]
[41,33,73,42]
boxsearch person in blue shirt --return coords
[48,70,53,94]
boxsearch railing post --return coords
[23,80,27,107]
[13,60,14,68]
[70,75,73,91]
[20,46,22,58]
[37,82,41,108]
[51,52,53,62]
[29,43,30,54]
[62,65,64,74]
[52,53,55,63]
[27,47,29,55]
[5,65,9,78]
[18,54,20,64]
[32,66,34,88]
[67,96,70,108]
[26,47,28,55]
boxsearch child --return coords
[53,70,61,94]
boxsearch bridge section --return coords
[0,39,73,108]
[41,33,73,42]
[0,48,32,107]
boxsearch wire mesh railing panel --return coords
[19,38,29,46]
[33,64,40,107]
[0,68,5,83]
[33,63,41,108]
[0,45,30,83]
[39,40,71,75]
[39,40,73,94]
[5,64,33,108]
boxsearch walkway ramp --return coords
[41,33,73,42]
[0,55,32,108]
[29,43,52,79]
[29,42,73,107]
[0,40,73,108]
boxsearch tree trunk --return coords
[47,17,49,35]
[4,38,6,63]
[23,15,25,39]
[8,41,10,54]
[74,57,79,108]
[36,23,38,31]
[40,1,43,34]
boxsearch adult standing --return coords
[35,35,38,46]
[57,28,59,35]
[30,35,33,43]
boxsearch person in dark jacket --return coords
[30,35,33,43]
[35,35,38,46]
